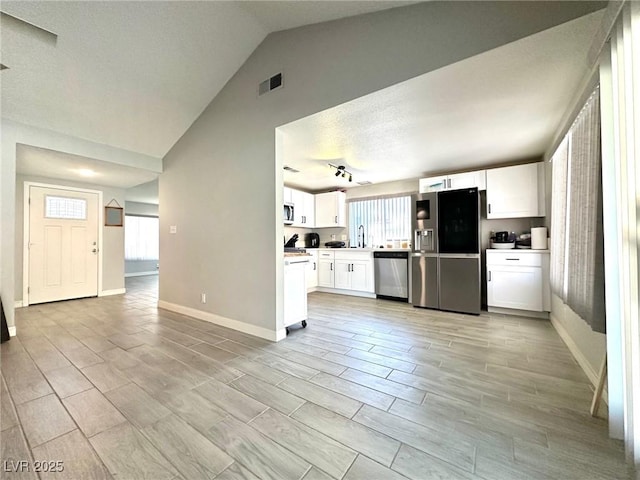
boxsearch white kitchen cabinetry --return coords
[284,257,309,329]
[318,250,335,287]
[306,250,319,291]
[419,171,486,193]
[334,251,374,293]
[315,191,346,228]
[487,250,550,314]
[291,189,315,227]
[283,187,293,204]
[486,162,545,219]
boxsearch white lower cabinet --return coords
[487,250,550,312]
[318,250,335,287]
[306,250,319,291]
[317,249,374,294]
[334,251,374,293]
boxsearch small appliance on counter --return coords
[324,241,346,248]
[284,234,306,252]
[490,231,515,249]
[305,233,320,248]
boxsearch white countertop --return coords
[312,247,411,252]
[487,248,550,253]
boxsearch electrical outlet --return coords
[170,225,177,234]
[201,293,206,304]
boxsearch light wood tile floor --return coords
[0,276,628,479]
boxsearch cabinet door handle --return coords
[330,263,333,271]
[335,215,338,224]
[506,258,519,261]
[313,262,316,271]
[488,271,491,281]
[448,178,451,188]
[488,204,491,214]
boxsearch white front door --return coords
[28,186,99,304]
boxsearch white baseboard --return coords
[158,300,280,342]
[9,326,17,337]
[487,306,549,319]
[125,271,159,278]
[14,300,23,309]
[99,288,126,297]
[316,287,376,299]
[550,312,608,405]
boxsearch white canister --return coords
[531,227,548,250]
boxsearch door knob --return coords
[92,248,97,253]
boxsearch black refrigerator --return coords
[411,188,480,315]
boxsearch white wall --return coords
[15,175,126,300]
[161,0,603,341]
[125,201,158,216]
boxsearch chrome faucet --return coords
[358,225,365,248]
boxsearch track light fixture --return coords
[328,163,353,182]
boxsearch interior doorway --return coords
[24,183,102,305]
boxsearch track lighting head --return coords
[328,163,354,183]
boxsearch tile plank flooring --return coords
[0,276,628,479]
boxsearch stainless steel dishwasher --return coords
[374,251,409,302]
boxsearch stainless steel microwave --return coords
[284,203,294,225]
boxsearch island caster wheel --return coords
[286,327,290,335]
[301,320,307,328]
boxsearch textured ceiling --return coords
[279,10,603,191]
[17,145,159,189]
[0,1,415,159]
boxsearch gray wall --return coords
[159,1,606,337]
[15,175,126,300]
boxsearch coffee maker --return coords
[305,233,320,248]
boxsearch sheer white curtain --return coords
[348,195,411,248]
[125,215,159,261]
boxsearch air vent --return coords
[259,72,283,96]
[283,166,299,173]
[357,181,372,185]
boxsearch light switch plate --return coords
[170,225,177,234]
[341,235,347,241]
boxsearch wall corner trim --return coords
[550,312,608,405]
[8,326,17,337]
[99,288,126,297]
[14,300,23,309]
[158,300,279,342]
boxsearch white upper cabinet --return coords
[315,191,346,228]
[419,170,486,193]
[283,187,293,204]
[291,189,315,228]
[486,162,545,219]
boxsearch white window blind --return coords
[549,88,605,333]
[348,195,411,248]
[125,215,159,261]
